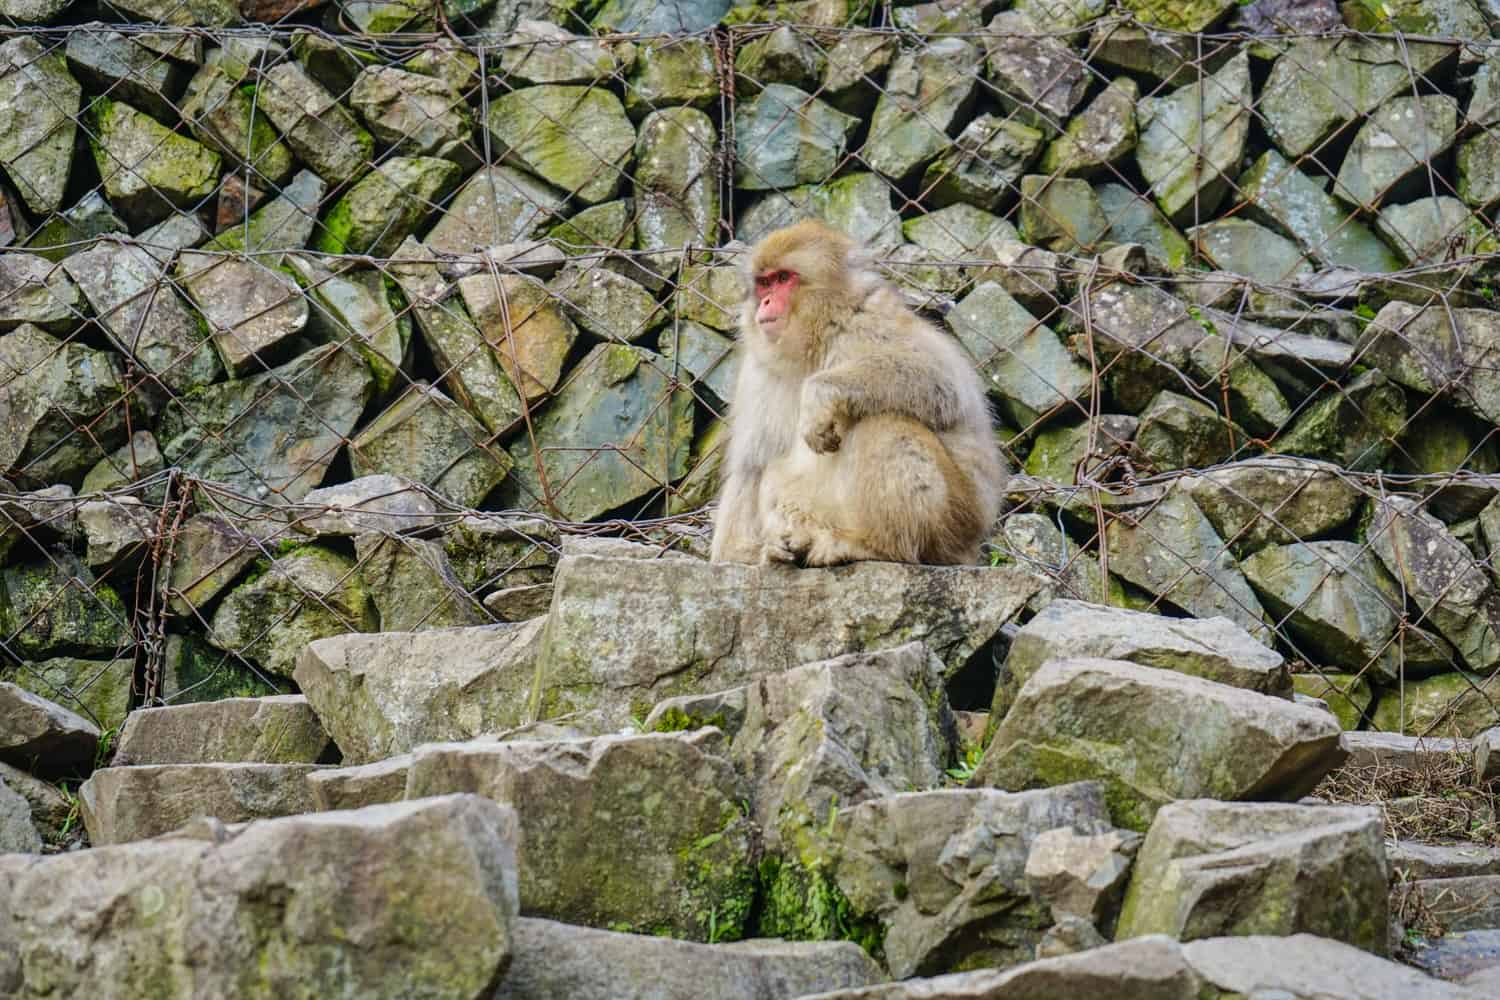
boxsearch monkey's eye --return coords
[774,270,792,285]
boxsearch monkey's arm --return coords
[801,353,964,453]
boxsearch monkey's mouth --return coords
[759,318,785,340]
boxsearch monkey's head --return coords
[743,221,863,361]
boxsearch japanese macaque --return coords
[710,220,1006,567]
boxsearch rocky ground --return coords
[4,0,1500,995]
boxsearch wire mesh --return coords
[1,3,1499,740]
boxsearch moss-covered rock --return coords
[258,62,375,183]
[974,657,1345,832]
[315,155,461,257]
[487,85,636,205]
[501,344,691,521]
[1116,800,1387,951]
[404,730,757,941]
[0,38,80,216]
[90,99,221,229]
[208,543,378,678]
[349,383,513,507]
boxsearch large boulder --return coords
[533,538,1038,725]
[403,730,757,941]
[0,796,518,999]
[295,620,545,763]
[1116,800,1388,952]
[994,600,1290,720]
[973,658,1346,831]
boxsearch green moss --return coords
[315,197,356,256]
[754,856,884,956]
[651,706,728,733]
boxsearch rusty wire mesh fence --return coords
[2,3,1500,744]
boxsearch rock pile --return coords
[1,0,1500,995]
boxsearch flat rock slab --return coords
[535,538,1039,726]
[115,695,333,765]
[1388,841,1500,881]
[1340,732,1472,772]
[833,783,1114,978]
[0,681,99,776]
[308,754,414,812]
[973,658,1346,831]
[1117,800,1388,952]
[402,730,756,941]
[495,918,883,999]
[295,619,546,764]
[79,762,325,845]
[0,795,518,1000]
[802,933,1481,999]
[995,599,1289,719]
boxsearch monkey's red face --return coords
[754,269,799,338]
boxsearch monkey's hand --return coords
[800,379,848,454]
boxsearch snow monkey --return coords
[710,220,1006,567]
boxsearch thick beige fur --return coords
[710,220,1007,566]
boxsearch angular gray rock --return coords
[79,762,325,844]
[623,35,718,119]
[90,99,220,229]
[1239,150,1401,273]
[726,644,955,944]
[486,85,635,205]
[500,344,691,521]
[735,84,857,191]
[496,918,884,999]
[457,271,577,402]
[292,474,441,536]
[403,730,756,941]
[259,62,376,183]
[1132,390,1244,472]
[0,324,128,488]
[314,155,461,257]
[1366,494,1500,674]
[1260,36,1454,159]
[0,774,41,853]
[349,383,513,508]
[1042,77,1138,177]
[1335,96,1458,211]
[533,538,1038,726]
[635,105,720,250]
[0,555,128,661]
[0,681,99,776]
[350,64,472,159]
[181,63,295,186]
[1243,541,1407,680]
[78,496,154,571]
[7,656,132,742]
[921,113,1044,211]
[158,344,373,513]
[1136,52,1250,225]
[1358,302,1500,426]
[736,173,903,249]
[115,696,333,765]
[294,619,545,763]
[0,38,80,216]
[353,531,487,631]
[62,239,222,396]
[1275,370,1406,473]
[973,658,1346,831]
[202,169,324,253]
[1025,824,1141,927]
[833,783,1115,977]
[946,281,1089,427]
[995,599,1290,720]
[0,796,519,999]
[1117,800,1388,951]
[1181,456,1364,553]
[1181,934,1482,999]
[1190,217,1311,284]
[862,39,978,184]
[1104,488,1270,640]
[424,165,567,252]
[551,264,664,343]
[983,11,1088,132]
[208,544,378,679]
[173,252,308,376]
[1019,175,1107,252]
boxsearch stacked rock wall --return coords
[2,0,1500,740]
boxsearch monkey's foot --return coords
[763,503,820,565]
